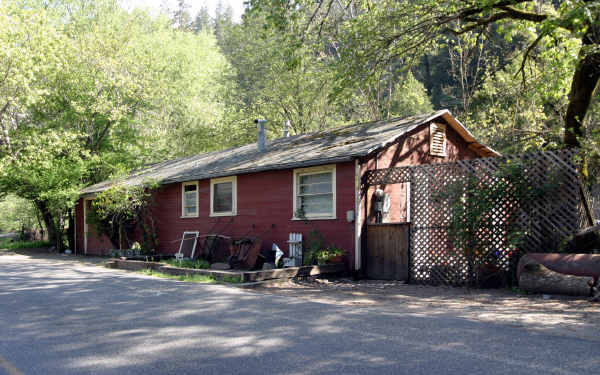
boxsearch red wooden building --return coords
[75,110,497,273]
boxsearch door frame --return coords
[83,197,94,255]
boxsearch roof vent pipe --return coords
[255,119,267,152]
[283,120,290,138]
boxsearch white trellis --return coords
[287,233,303,267]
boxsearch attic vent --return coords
[430,122,447,157]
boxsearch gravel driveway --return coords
[257,277,600,341]
[0,251,598,375]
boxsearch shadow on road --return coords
[0,253,597,375]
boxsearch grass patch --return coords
[0,239,51,250]
[139,268,216,283]
[162,258,210,269]
[222,275,242,283]
[138,268,242,284]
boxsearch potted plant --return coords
[315,247,345,265]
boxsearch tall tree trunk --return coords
[35,200,58,247]
[35,208,45,241]
[564,18,600,147]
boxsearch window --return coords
[181,181,198,218]
[293,165,336,219]
[210,176,237,216]
[430,122,447,157]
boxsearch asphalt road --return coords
[0,253,596,375]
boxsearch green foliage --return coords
[220,6,436,147]
[387,72,434,118]
[162,258,210,270]
[0,131,89,210]
[439,160,561,286]
[0,239,51,250]
[222,275,242,283]
[0,0,234,248]
[302,228,326,266]
[467,35,581,153]
[249,0,599,149]
[88,181,159,251]
[313,246,345,265]
[139,268,216,283]
[220,11,347,142]
[0,195,40,234]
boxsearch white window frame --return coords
[176,231,199,259]
[292,164,336,220]
[181,181,199,218]
[210,176,237,217]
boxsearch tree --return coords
[249,0,599,147]
[387,72,434,118]
[0,195,41,236]
[193,5,214,33]
[467,36,581,153]
[172,0,193,31]
[0,131,90,247]
[214,0,235,47]
[219,11,348,140]
[0,0,234,248]
[219,8,435,143]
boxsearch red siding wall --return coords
[361,120,479,225]
[356,120,480,272]
[76,162,357,268]
[74,198,114,255]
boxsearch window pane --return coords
[213,182,232,212]
[300,172,331,185]
[299,181,332,194]
[299,194,333,215]
[184,192,196,207]
[299,172,332,195]
[183,185,197,216]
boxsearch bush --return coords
[0,239,51,250]
[314,246,345,265]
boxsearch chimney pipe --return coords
[255,119,267,152]
[283,120,290,138]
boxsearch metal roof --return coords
[82,110,498,194]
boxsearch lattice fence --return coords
[362,148,593,286]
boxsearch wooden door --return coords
[366,224,409,280]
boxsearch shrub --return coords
[0,239,51,250]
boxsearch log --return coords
[519,263,592,296]
[517,253,600,280]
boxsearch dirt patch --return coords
[257,277,600,341]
